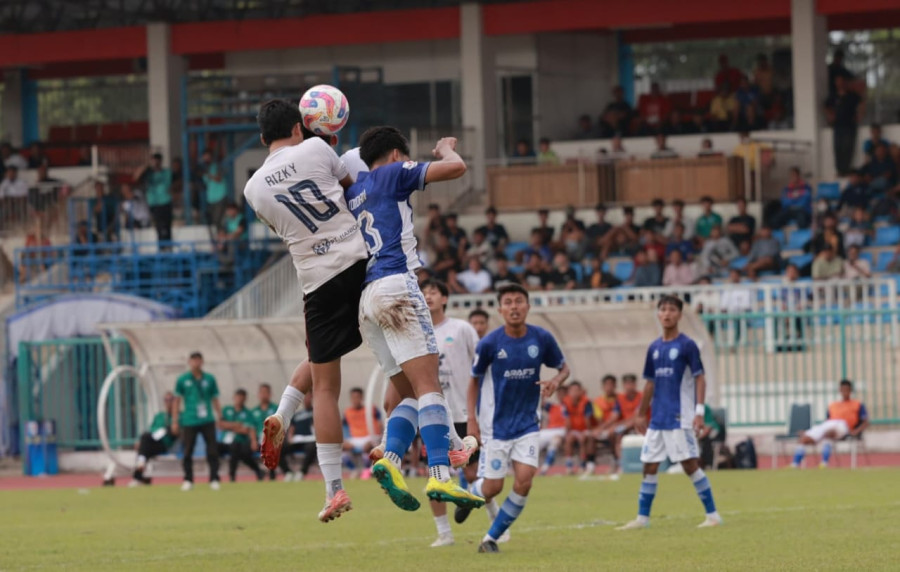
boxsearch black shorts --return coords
[304,259,367,363]
[454,422,479,466]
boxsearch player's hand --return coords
[467,419,481,446]
[432,137,458,159]
[634,415,648,435]
[251,439,259,451]
[693,414,705,435]
[536,379,560,399]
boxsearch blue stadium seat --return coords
[875,251,894,272]
[509,265,524,275]
[786,228,811,251]
[858,250,874,265]
[613,259,634,282]
[873,226,900,247]
[504,241,529,261]
[816,182,841,201]
[729,256,748,270]
[771,229,786,248]
[788,253,813,268]
[874,215,893,224]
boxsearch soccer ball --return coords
[299,84,350,136]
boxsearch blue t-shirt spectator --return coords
[781,180,812,213]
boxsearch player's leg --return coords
[479,437,538,553]
[131,432,154,483]
[581,433,597,477]
[563,430,578,474]
[200,421,220,488]
[311,358,352,521]
[300,442,317,478]
[243,442,265,480]
[793,421,829,467]
[262,359,311,471]
[228,443,240,482]
[370,382,402,463]
[372,371,422,511]
[181,425,199,490]
[617,429,666,529]
[681,456,722,527]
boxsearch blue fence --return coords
[14,239,278,317]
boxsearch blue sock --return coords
[385,398,418,464]
[638,474,658,517]
[822,442,833,464]
[487,491,527,541]
[342,453,356,470]
[418,393,451,469]
[459,472,469,490]
[546,448,558,467]
[793,445,805,466]
[690,469,717,515]
[565,457,574,470]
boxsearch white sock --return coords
[429,464,451,482]
[317,443,343,500]
[636,515,649,524]
[446,405,463,450]
[470,478,484,498]
[434,514,452,536]
[486,499,500,521]
[136,455,147,469]
[276,386,304,422]
[385,451,402,469]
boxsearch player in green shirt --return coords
[220,389,264,482]
[133,152,174,242]
[172,351,222,491]
[105,392,177,487]
[251,383,292,480]
[695,196,724,239]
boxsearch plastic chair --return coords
[613,259,634,282]
[786,229,812,251]
[873,226,900,247]
[831,432,869,470]
[729,256,748,270]
[772,403,811,469]
[816,182,841,201]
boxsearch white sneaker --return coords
[579,462,596,480]
[697,515,723,528]
[210,481,221,491]
[294,472,305,482]
[180,481,193,492]
[616,518,649,531]
[497,530,511,544]
[430,533,455,547]
[127,479,141,488]
[283,473,294,482]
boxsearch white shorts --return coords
[640,429,700,464]
[359,273,438,377]
[347,436,375,452]
[804,419,849,442]
[478,433,540,479]
[539,428,566,450]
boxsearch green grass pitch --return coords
[2,469,899,571]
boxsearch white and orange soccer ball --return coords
[299,84,350,136]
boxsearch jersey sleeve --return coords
[174,376,185,397]
[471,337,493,378]
[642,346,655,382]
[859,403,869,421]
[687,340,705,377]
[310,137,348,181]
[208,375,220,398]
[540,330,566,369]
[392,161,430,201]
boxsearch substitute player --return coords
[467,284,570,553]
[792,379,869,468]
[618,295,722,530]
[562,381,595,475]
[538,385,569,475]
[244,99,367,521]
[344,126,482,512]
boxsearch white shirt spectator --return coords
[693,288,720,314]
[120,191,151,227]
[844,258,871,280]
[720,286,753,314]
[457,268,492,293]
[0,176,29,198]
[664,216,695,240]
[4,153,28,170]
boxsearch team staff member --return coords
[251,383,291,480]
[120,392,178,487]
[172,351,222,491]
[562,381,595,475]
[220,389,264,482]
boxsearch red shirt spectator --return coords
[638,82,671,129]
[715,55,744,94]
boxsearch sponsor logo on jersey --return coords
[313,240,331,255]
[527,344,539,358]
[503,368,536,379]
[444,336,454,345]
[669,348,679,360]
[655,367,675,377]
[653,349,660,360]
[309,222,361,255]
[497,349,508,359]
[348,190,367,211]
[402,161,418,170]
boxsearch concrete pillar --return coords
[460,3,497,193]
[146,23,184,163]
[791,0,828,176]
[1,70,25,146]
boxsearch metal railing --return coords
[206,252,296,320]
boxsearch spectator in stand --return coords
[812,243,844,281]
[666,221,696,262]
[753,54,774,107]
[599,206,640,259]
[699,225,738,277]
[119,183,152,230]
[575,114,596,139]
[0,166,29,218]
[640,228,666,265]
[695,196,723,240]
[844,206,873,248]
[825,74,864,177]
[664,199,694,240]
[522,252,549,291]
[887,244,900,274]
[808,212,845,258]
[863,123,890,161]
[532,209,554,246]
[745,226,781,277]
[691,111,710,134]
[431,232,460,281]
[843,245,872,281]
[444,213,468,261]
[863,142,897,195]
[663,249,695,287]
[547,252,579,291]
[698,138,719,158]
[134,153,174,244]
[767,93,792,130]
[1,142,28,170]
[586,203,612,256]
[709,82,739,132]
[27,142,50,169]
[643,199,669,237]
[827,49,853,98]
[475,206,509,256]
[607,135,630,161]
[200,150,228,228]
[466,228,494,270]
[560,205,587,259]
[523,228,553,265]
[92,181,119,242]
[560,205,586,233]
[726,197,756,248]
[600,86,634,136]
[512,139,536,164]
[457,255,493,294]
[733,131,767,174]
[771,167,812,229]
[425,203,446,248]
[587,257,622,289]
[631,249,661,287]
[537,138,560,165]
[445,268,467,294]
[665,110,696,136]
[837,170,871,214]
[638,82,671,134]
[735,76,763,130]
[18,224,52,282]
[491,254,521,290]
[650,134,678,159]
[720,269,753,345]
[216,202,247,266]
[693,276,720,333]
[715,54,744,94]
[469,308,490,339]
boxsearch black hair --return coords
[790,165,801,175]
[595,203,606,211]
[421,278,449,298]
[700,195,713,203]
[840,379,853,390]
[469,308,489,321]
[539,137,550,145]
[235,389,247,398]
[497,283,529,304]
[538,208,549,215]
[257,99,302,146]
[350,387,363,395]
[495,253,508,262]
[189,351,203,360]
[428,203,440,211]
[623,374,637,383]
[602,374,617,384]
[445,212,458,220]
[486,206,498,216]
[359,126,410,168]
[657,294,684,311]
[568,380,583,389]
[651,198,664,207]
[259,383,271,391]
[623,206,634,215]
[673,199,685,207]
[871,122,882,130]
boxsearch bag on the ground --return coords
[733,437,757,469]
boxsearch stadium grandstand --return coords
[2,0,900,567]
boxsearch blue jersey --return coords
[472,325,566,441]
[642,333,704,430]
[344,160,430,285]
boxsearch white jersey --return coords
[434,317,479,424]
[243,137,367,294]
[340,147,369,182]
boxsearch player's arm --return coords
[339,174,354,190]
[425,137,467,183]
[212,397,222,421]
[852,404,870,436]
[693,373,707,434]
[538,362,570,399]
[467,376,481,444]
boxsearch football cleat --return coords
[477,539,500,553]
[430,533,455,547]
[697,515,723,528]
[372,459,421,512]
[454,504,473,524]
[318,489,353,523]
[449,435,479,469]
[425,478,484,509]
[616,518,649,530]
[260,413,286,471]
